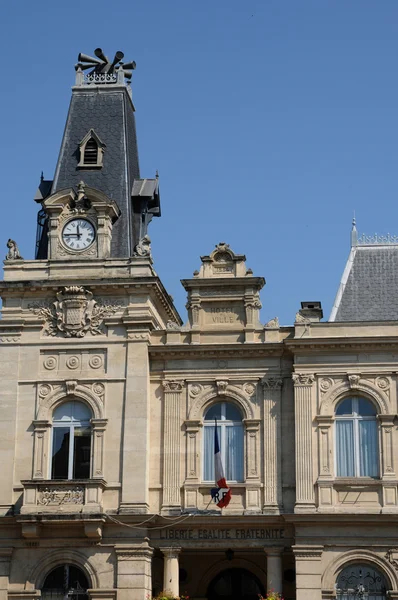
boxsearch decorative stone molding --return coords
[385,548,398,572]
[319,377,334,394]
[163,380,184,393]
[28,548,99,590]
[263,377,283,390]
[243,382,257,396]
[292,545,323,560]
[348,373,361,389]
[65,380,78,395]
[189,383,203,398]
[37,381,104,420]
[293,373,315,386]
[216,380,229,395]
[322,549,398,591]
[29,287,122,338]
[188,383,255,420]
[319,377,389,415]
[21,480,106,515]
[32,420,51,479]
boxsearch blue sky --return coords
[1,1,397,325]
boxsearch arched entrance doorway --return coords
[336,564,388,600]
[41,565,89,600]
[207,568,265,600]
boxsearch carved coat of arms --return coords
[30,286,120,338]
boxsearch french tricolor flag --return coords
[211,420,232,509]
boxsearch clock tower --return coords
[35,48,161,259]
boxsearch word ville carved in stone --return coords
[29,286,121,338]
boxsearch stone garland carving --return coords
[0,335,20,343]
[292,373,315,386]
[5,239,23,260]
[38,487,84,506]
[265,317,279,329]
[29,286,121,338]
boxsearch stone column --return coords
[292,545,323,600]
[115,541,154,600]
[262,377,283,514]
[162,380,184,514]
[162,547,181,597]
[293,373,316,513]
[265,548,283,594]
[120,332,151,513]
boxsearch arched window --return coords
[42,564,89,600]
[203,402,244,482]
[52,401,92,480]
[335,397,378,477]
[336,563,387,600]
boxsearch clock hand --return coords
[63,233,79,237]
[77,224,81,239]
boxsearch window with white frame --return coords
[51,401,92,480]
[203,402,244,482]
[335,397,379,478]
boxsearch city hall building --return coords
[0,49,397,600]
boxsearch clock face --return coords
[62,219,95,251]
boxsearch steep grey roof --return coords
[52,87,140,257]
[330,244,398,322]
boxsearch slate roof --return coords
[330,244,398,322]
[52,87,140,257]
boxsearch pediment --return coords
[43,183,120,221]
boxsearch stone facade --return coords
[1,51,398,600]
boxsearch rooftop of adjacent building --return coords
[330,219,398,322]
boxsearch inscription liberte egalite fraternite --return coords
[158,528,285,540]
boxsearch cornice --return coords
[149,343,285,360]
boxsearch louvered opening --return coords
[83,139,99,165]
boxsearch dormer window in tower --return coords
[78,129,106,169]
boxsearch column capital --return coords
[115,541,154,560]
[264,546,284,556]
[162,546,181,558]
[262,377,283,390]
[163,380,184,393]
[293,373,315,387]
[292,544,323,559]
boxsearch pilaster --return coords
[262,377,283,514]
[115,541,154,600]
[32,420,51,479]
[293,373,316,512]
[161,380,184,515]
[292,545,323,600]
[0,549,12,600]
[91,418,107,479]
[120,330,151,513]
